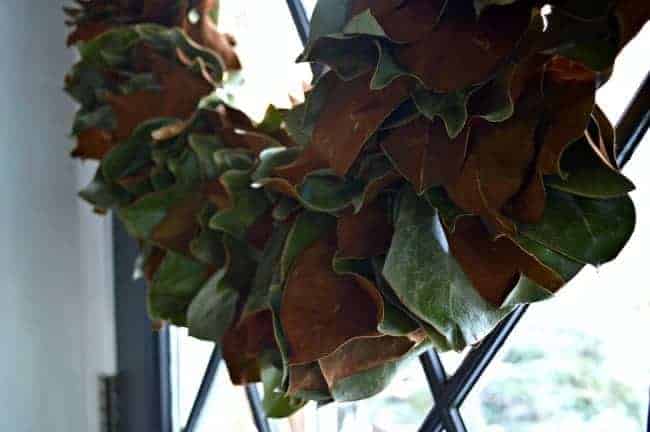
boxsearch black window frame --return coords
[112,1,650,431]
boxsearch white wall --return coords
[0,1,116,431]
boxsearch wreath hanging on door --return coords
[64,0,648,417]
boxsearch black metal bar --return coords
[113,216,173,432]
[184,347,222,432]
[285,0,311,46]
[449,305,529,408]
[419,350,469,432]
[245,385,272,432]
[449,408,468,432]
[617,72,650,167]
[418,306,528,432]
[420,350,447,391]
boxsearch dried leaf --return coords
[222,310,277,384]
[281,234,383,364]
[383,188,509,350]
[318,334,416,391]
[287,363,331,400]
[105,48,214,140]
[381,118,471,193]
[519,189,636,265]
[182,0,241,70]
[71,127,114,160]
[349,0,447,43]
[537,57,596,176]
[447,216,564,307]
[312,73,412,175]
[337,200,393,258]
[397,1,531,92]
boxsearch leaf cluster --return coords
[64,0,647,417]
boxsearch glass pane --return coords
[170,327,260,432]
[461,26,650,431]
[302,0,318,16]
[439,348,470,375]
[217,0,313,120]
[596,25,650,124]
[192,366,259,431]
[169,326,213,429]
[311,357,434,432]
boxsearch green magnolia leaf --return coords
[186,270,239,342]
[272,197,301,222]
[500,277,553,308]
[209,170,269,239]
[541,8,618,72]
[281,104,311,147]
[303,34,377,80]
[190,228,226,265]
[79,167,131,209]
[519,189,635,265]
[134,24,224,81]
[334,256,419,337]
[148,251,211,325]
[468,63,516,123]
[269,283,292,389]
[252,147,301,183]
[330,359,400,401]
[213,149,254,173]
[118,72,161,94]
[423,187,470,230]
[261,361,307,418]
[380,99,420,130]
[65,63,107,106]
[425,187,578,306]
[150,165,175,190]
[342,9,388,39]
[300,0,353,61]
[242,225,291,319]
[546,138,635,199]
[78,27,139,68]
[512,235,583,282]
[383,187,508,350]
[328,343,428,402]
[370,257,422,337]
[188,134,225,180]
[117,186,188,239]
[168,149,202,186]
[102,119,174,181]
[370,40,416,90]
[302,73,338,136]
[257,105,285,134]
[297,170,365,213]
[72,105,116,135]
[280,211,336,280]
[412,87,475,138]
[378,302,422,336]
[223,234,258,289]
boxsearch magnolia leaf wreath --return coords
[65,0,648,417]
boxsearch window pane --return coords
[312,357,434,432]
[192,366,259,431]
[217,0,312,120]
[169,326,213,429]
[461,26,650,432]
[171,323,433,431]
[302,0,318,16]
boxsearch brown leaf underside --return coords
[281,234,383,365]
